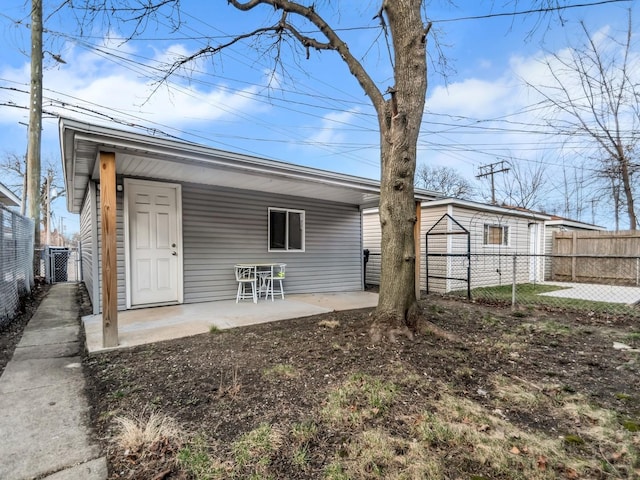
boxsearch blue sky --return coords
[0,0,638,234]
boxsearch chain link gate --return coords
[426,213,471,300]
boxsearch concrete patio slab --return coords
[83,291,378,354]
[539,282,640,305]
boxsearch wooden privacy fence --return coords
[552,230,640,285]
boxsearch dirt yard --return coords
[82,296,640,479]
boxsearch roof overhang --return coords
[59,118,438,214]
[0,182,20,207]
[423,197,553,221]
[545,219,605,230]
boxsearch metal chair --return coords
[235,265,257,303]
[265,263,286,301]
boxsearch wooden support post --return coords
[100,151,118,348]
[571,231,577,282]
[414,201,421,300]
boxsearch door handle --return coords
[172,251,177,256]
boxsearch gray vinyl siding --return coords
[79,183,99,313]
[421,205,449,293]
[182,183,363,303]
[544,225,564,280]
[90,180,363,312]
[450,206,533,291]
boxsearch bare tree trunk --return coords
[372,0,426,340]
[619,153,637,230]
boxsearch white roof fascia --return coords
[545,219,605,230]
[0,182,20,207]
[60,117,441,210]
[422,197,552,221]
[61,118,377,187]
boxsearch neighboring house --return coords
[0,182,20,208]
[365,198,551,293]
[365,198,609,294]
[366,200,606,293]
[59,118,434,329]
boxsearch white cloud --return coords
[427,76,524,118]
[306,109,359,146]
[1,37,268,129]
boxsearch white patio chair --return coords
[235,265,257,303]
[265,263,286,301]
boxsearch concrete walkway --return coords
[540,281,640,304]
[0,283,107,480]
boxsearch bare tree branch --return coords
[526,9,639,228]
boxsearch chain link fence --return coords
[0,206,35,327]
[36,245,80,284]
[435,253,640,318]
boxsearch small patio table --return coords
[234,263,282,300]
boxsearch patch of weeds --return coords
[412,393,568,479]
[334,429,441,479]
[491,375,551,409]
[416,412,457,446]
[482,313,500,326]
[217,366,241,398]
[291,420,318,445]
[322,373,397,426]
[428,304,446,315]
[563,434,585,445]
[109,389,127,400]
[493,339,523,355]
[263,363,299,379]
[318,319,340,329]
[209,325,222,334]
[98,410,116,422]
[625,331,640,342]
[622,420,639,432]
[178,434,229,480]
[520,320,572,336]
[232,423,282,475]
[512,310,528,318]
[455,366,474,380]
[615,392,632,401]
[324,461,350,480]
[292,445,309,467]
[410,383,640,479]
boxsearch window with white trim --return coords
[483,224,509,246]
[269,208,305,251]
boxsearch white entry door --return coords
[126,180,182,307]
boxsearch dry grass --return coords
[263,363,299,379]
[318,319,341,329]
[321,373,397,427]
[327,429,441,480]
[113,411,182,455]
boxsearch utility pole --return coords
[27,0,43,249]
[476,160,510,205]
[45,170,53,244]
